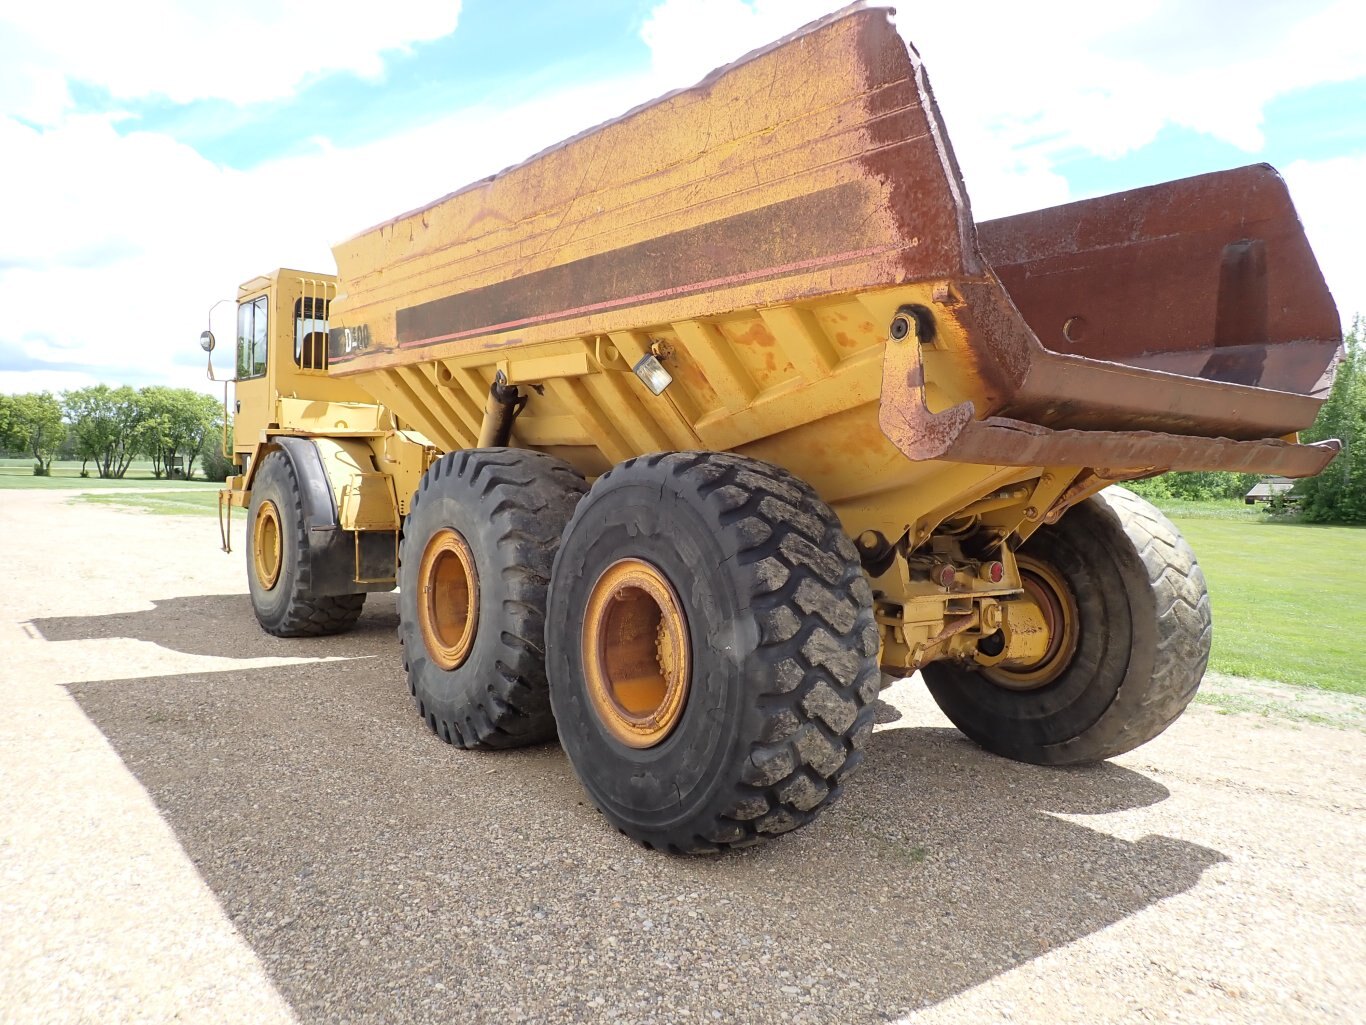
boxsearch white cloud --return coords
[0,0,479,399]
[0,370,103,395]
[640,0,835,87]
[1283,155,1366,332]
[0,70,661,397]
[0,0,462,122]
[898,0,1366,162]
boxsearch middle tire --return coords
[398,448,586,749]
[546,451,881,853]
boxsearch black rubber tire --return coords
[923,486,1212,765]
[246,450,366,637]
[546,451,881,853]
[398,448,587,750]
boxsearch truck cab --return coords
[230,268,379,474]
[204,268,436,612]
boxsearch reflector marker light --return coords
[633,353,673,395]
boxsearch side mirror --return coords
[200,330,216,353]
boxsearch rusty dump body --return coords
[323,2,1339,538]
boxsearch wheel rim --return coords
[417,529,479,671]
[252,500,283,591]
[582,558,691,749]
[982,555,1079,690]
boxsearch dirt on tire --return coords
[925,486,1211,764]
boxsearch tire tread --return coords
[925,485,1211,765]
[248,451,367,638]
[400,448,586,750]
[1089,487,1211,760]
[557,450,877,852]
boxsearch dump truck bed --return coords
[325,2,1340,494]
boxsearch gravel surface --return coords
[1,489,1363,1025]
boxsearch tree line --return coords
[1294,317,1365,523]
[0,385,230,480]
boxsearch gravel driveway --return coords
[1,489,1362,1025]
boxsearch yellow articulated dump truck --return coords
[199,4,1341,853]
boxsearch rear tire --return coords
[923,486,1211,765]
[398,448,587,749]
[246,450,366,637]
[546,452,880,853]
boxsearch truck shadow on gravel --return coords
[68,659,1225,1025]
[28,592,400,660]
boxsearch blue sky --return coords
[0,0,1362,396]
[1059,77,1366,199]
[75,1,657,171]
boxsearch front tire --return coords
[246,450,366,637]
[923,486,1212,765]
[546,452,880,853]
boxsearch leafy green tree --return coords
[1124,470,1260,502]
[66,403,102,477]
[135,394,172,479]
[182,393,223,480]
[199,425,236,482]
[137,386,221,479]
[62,385,145,479]
[0,394,17,454]
[1295,317,1365,524]
[4,392,66,474]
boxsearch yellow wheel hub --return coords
[417,529,480,671]
[252,500,283,591]
[582,559,691,749]
[983,556,1079,691]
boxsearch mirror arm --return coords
[220,380,232,460]
[204,298,238,384]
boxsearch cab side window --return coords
[294,296,329,371]
[236,297,269,379]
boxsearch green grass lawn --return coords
[73,489,222,516]
[1148,497,1268,522]
[1167,513,1364,696]
[0,457,220,490]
